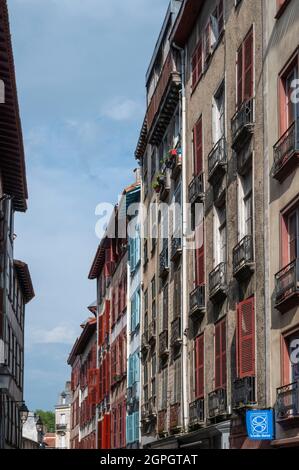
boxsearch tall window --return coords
[212,81,225,145]
[204,0,224,62]
[215,318,227,389]
[162,284,168,331]
[214,205,226,266]
[238,169,252,240]
[151,353,156,398]
[193,116,203,175]
[173,269,181,319]
[281,203,299,266]
[237,27,254,108]
[195,334,204,399]
[281,330,299,385]
[280,56,298,135]
[236,297,255,378]
[174,357,182,404]
[161,367,168,409]
[151,276,156,323]
[191,40,202,90]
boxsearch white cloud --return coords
[29,326,76,345]
[101,98,141,122]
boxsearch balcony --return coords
[213,177,226,208]
[189,285,206,317]
[141,402,149,422]
[188,173,204,205]
[159,168,171,202]
[147,51,181,146]
[208,138,227,184]
[170,316,182,347]
[237,139,253,175]
[232,376,256,410]
[141,330,149,353]
[170,234,182,262]
[170,149,182,180]
[159,330,169,359]
[208,389,227,419]
[56,423,67,431]
[209,262,227,303]
[169,403,182,432]
[272,119,299,182]
[159,243,169,278]
[148,397,157,418]
[157,409,167,435]
[276,381,299,421]
[231,98,255,151]
[148,320,156,344]
[189,398,205,428]
[275,259,299,313]
[127,382,138,406]
[233,235,254,280]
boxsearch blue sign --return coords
[246,409,275,440]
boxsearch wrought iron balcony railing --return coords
[272,119,299,182]
[275,259,299,313]
[208,137,227,183]
[188,173,204,205]
[56,423,67,431]
[169,402,182,431]
[148,397,157,418]
[276,381,299,421]
[158,409,167,435]
[232,376,256,409]
[148,320,156,344]
[189,398,205,427]
[231,98,255,149]
[159,243,169,278]
[208,388,227,419]
[209,262,227,302]
[233,235,254,279]
[159,330,169,358]
[170,316,182,347]
[141,402,149,421]
[141,330,149,352]
[170,234,182,261]
[189,285,206,317]
[159,167,171,201]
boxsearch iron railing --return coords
[159,330,169,357]
[188,173,204,205]
[189,285,206,316]
[208,389,227,418]
[233,235,254,275]
[148,320,156,343]
[189,398,205,426]
[158,409,167,434]
[231,98,255,144]
[275,259,299,306]
[208,137,227,182]
[273,119,299,178]
[171,234,182,261]
[159,242,169,278]
[169,403,181,430]
[170,316,181,346]
[209,262,227,298]
[232,376,256,408]
[276,381,299,420]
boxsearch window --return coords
[279,55,298,135]
[150,201,158,251]
[173,357,182,404]
[214,205,226,266]
[204,0,224,62]
[238,169,252,240]
[276,0,291,18]
[195,204,205,286]
[151,147,157,179]
[131,289,140,333]
[281,330,299,385]
[237,27,254,109]
[172,183,182,238]
[191,40,202,90]
[195,334,204,398]
[151,353,156,397]
[215,318,227,389]
[281,202,299,267]
[161,367,168,409]
[162,284,168,332]
[193,116,203,175]
[151,276,156,322]
[173,269,181,319]
[236,297,255,378]
[212,81,225,145]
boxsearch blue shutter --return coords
[126,415,133,444]
[128,355,134,387]
[133,411,139,443]
[136,225,141,265]
[133,351,140,384]
[131,293,136,332]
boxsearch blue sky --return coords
[9,0,168,410]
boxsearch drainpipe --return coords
[95,284,99,449]
[173,42,188,433]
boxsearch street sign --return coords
[246,409,274,440]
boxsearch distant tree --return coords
[35,410,55,433]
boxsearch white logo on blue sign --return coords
[246,410,274,440]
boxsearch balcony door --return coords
[212,81,225,145]
[238,169,252,241]
[281,206,299,266]
[289,332,299,382]
[280,59,298,135]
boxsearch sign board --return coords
[246,409,274,440]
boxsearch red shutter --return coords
[237,297,255,378]
[218,0,224,35]
[193,117,203,175]
[215,318,226,389]
[192,40,202,89]
[106,352,110,393]
[243,29,253,101]
[237,46,243,109]
[105,300,110,339]
[195,334,204,398]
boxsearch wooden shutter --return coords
[106,352,110,392]
[237,46,243,108]
[105,299,110,340]
[192,40,202,89]
[215,318,226,389]
[193,117,203,175]
[204,21,211,61]
[195,224,205,286]
[217,0,224,35]
[237,297,255,378]
[243,28,253,101]
[195,334,204,398]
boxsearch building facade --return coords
[55,382,71,449]
[68,317,97,449]
[0,0,35,450]
[263,0,299,448]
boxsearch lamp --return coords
[19,403,29,425]
[36,416,43,433]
